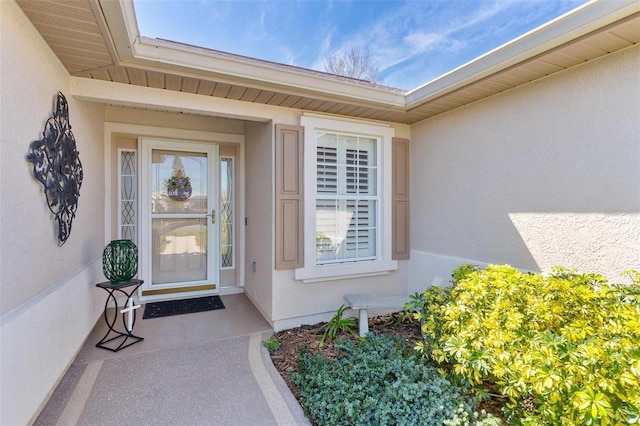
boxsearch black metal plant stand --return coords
[95,279,144,352]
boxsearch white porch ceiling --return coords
[16,0,640,125]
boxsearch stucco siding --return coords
[0,2,106,424]
[409,44,640,287]
[244,121,276,321]
[271,266,410,331]
[1,2,104,314]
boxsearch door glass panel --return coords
[150,150,208,285]
[152,218,207,284]
[220,157,234,268]
[151,150,207,214]
[119,150,137,241]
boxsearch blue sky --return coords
[133,0,589,90]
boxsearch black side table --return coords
[95,279,144,352]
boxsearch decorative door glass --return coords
[220,157,234,269]
[119,150,137,241]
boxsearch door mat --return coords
[143,296,225,319]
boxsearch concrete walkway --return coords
[34,294,310,426]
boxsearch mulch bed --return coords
[270,312,422,394]
[268,312,506,422]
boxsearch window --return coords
[220,156,234,269]
[118,149,137,242]
[296,114,397,282]
[316,133,377,264]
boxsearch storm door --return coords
[139,138,219,300]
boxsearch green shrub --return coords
[320,304,358,347]
[293,334,500,425]
[406,286,451,356]
[451,263,480,285]
[412,264,640,425]
[262,336,280,354]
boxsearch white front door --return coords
[139,138,219,301]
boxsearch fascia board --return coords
[128,37,407,108]
[405,0,640,108]
[88,0,120,63]
[98,0,139,64]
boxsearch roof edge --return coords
[99,0,406,109]
[131,36,407,107]
[405,0,640,107]
[98,0,638,114]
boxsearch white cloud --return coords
[280,47,297,66]
[319,23,336,55]
[404,32,444,52]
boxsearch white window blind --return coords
[315,133,377,264]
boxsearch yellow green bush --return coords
[411,264,640,425]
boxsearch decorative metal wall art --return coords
[27,92,84,246]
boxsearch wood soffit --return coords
[16,0,640,125]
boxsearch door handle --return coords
[206,210,215,224]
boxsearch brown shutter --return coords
[275,124,304,269]
[392,137,410,260]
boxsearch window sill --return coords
[294,259,398,283]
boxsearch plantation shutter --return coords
[392,137,410,260]
[316,135,377,264]
[345,147,374,259]
[346,148,368,193]
[275,124,304,269]
[317,145,337,194]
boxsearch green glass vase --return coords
[102,239,138,283]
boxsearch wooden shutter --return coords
[275,124,304,269]
[392,137,410,260]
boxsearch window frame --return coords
[295,115,398,283]
[315,133,379,264]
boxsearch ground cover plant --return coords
[268,307,504,424]
[411,264,640,425]
[293,334,501,425]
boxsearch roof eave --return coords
[95,0,639,119]
[405,0,640,108]
[132,37,407,107]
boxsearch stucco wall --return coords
[0,2,106,424]
[244,121,276,321]
[409,44,640,292]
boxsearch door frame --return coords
[105,122,246,299]
[138,137,219,302]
